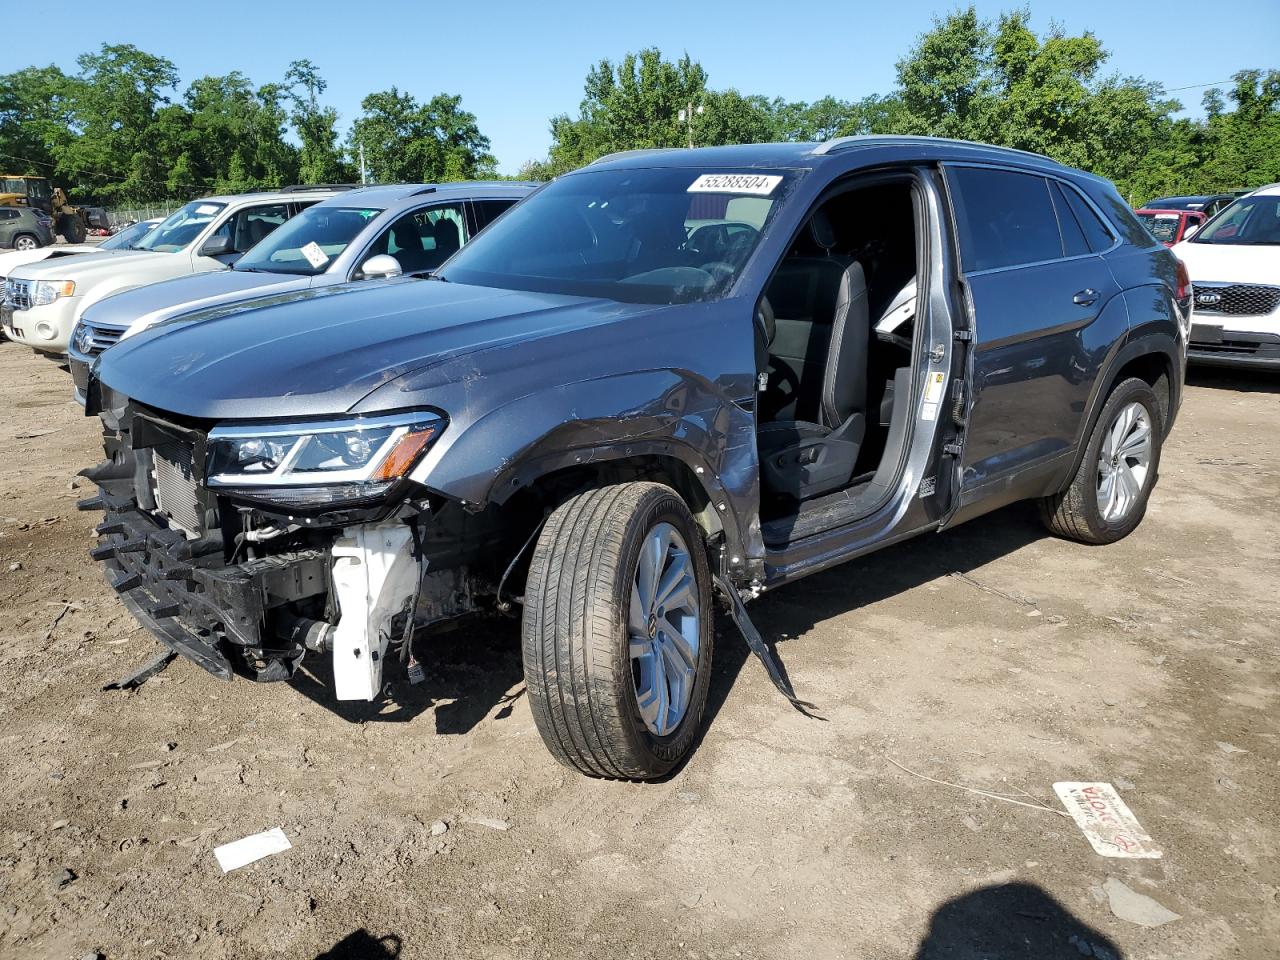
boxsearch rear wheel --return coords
[522,482,713,780]
[12,234,39,252]
[1039,377,1162,544]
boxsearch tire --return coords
[1039,377,1163,544]
[57,214,86,245]
[13,233,41,252]
[522,482,714,780]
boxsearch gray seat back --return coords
[821,261,870,428]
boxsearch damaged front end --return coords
[83,389,487,698]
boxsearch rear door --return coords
[944,164,1121,495]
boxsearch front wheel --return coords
[1039,377,1163,544]
[522,482,713,780]
[13,234,40,252]
[57,214,86,245]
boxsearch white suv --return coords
[1,187,343,357]
[1174,183,1280,369]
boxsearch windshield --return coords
[1193,195,1280,246]
[439,167,790,304]
[234,205,383,275]
[1136,212,1181,244]
[134,200,227,253]
[99,219,159,251]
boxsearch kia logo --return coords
[1196,291,1222,305]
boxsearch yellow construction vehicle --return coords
[0,175,106,243]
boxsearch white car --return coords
[0,218,161,285]
[1174,183,1280,369]
[1,188,341,357]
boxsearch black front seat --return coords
[757,260,870,500]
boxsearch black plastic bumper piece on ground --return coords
[713,574,818,716]
[103,647,178,691]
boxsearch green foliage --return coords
[348,88,494,183]
[1,26,1276,206]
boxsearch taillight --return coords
[1174,258,1191,301]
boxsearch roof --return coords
[1246,183,1280,197]
[586,136,1069,174]
[314,181,537,208]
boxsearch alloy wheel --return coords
[1096,401,1152,523]
[629,521,700,737]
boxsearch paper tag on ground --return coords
[1054,782,1161,858]
[214,827,292,872]
[687,174,782,196]
[300,241,330,270]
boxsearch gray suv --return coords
[0,206,55,250]
[68,182,534,401]
[82,137,1187,780]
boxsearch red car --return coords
[1135,208,1206,246]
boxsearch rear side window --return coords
[950,167,1064,272]
[1056,182,1114,252]
[1050,182,1091,257]
[472,199,517,233]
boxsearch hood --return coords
[1173,240,1280,284]
[83,268,307,335]
[8,248,166,282]
[95,279,657,420]
[0,243,107,276]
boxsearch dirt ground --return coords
[0,341,1276,960]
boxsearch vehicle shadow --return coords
[696,502,1049,743]
[913,882,1122,959]
[287,616,525,734]
[1186,366,1279,393]
[315,929,402,959]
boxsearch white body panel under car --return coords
[1174,184,1280,369]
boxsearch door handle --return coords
[1073,288,1099,306]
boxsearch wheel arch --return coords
[1056,332,1180,496]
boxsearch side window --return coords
[0,209,17,221]
[1049,181,1090,258]
[472,199,517,233]
[950,167,1064,272]
[216,203,291,254]
[363,203,467,274]
[1057,183,1114,253]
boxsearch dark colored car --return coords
[1135,208,1205,246]
[82,137,1188,780]
[0,206,55,251]
[1143,194,1237,219]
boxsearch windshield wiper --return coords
[425,271,449,282]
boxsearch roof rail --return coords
[810,134,1058,165]
[589,148,680,166]
[410,186,437,196]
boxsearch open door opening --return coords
[755,174,926,544]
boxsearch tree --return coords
[284,60,351,184]
[348,88,493,183]
[545,49,709,173]
[57,44,181,203]
[0,66,77,179]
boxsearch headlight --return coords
[206,411,444,508]
[32,280,75,306]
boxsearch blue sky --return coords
[26,0,1280,174]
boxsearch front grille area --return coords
[5,278,32,311]
[1194,283,1280,317]
[78,322,125,355]
[152,440,204,538]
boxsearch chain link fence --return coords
[103,203,179,228]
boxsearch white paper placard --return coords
[214,827,292,872]
[300,241,330,270]
[688,174,782,196]
[1054,782,1161,858]
[195,204,220,215]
